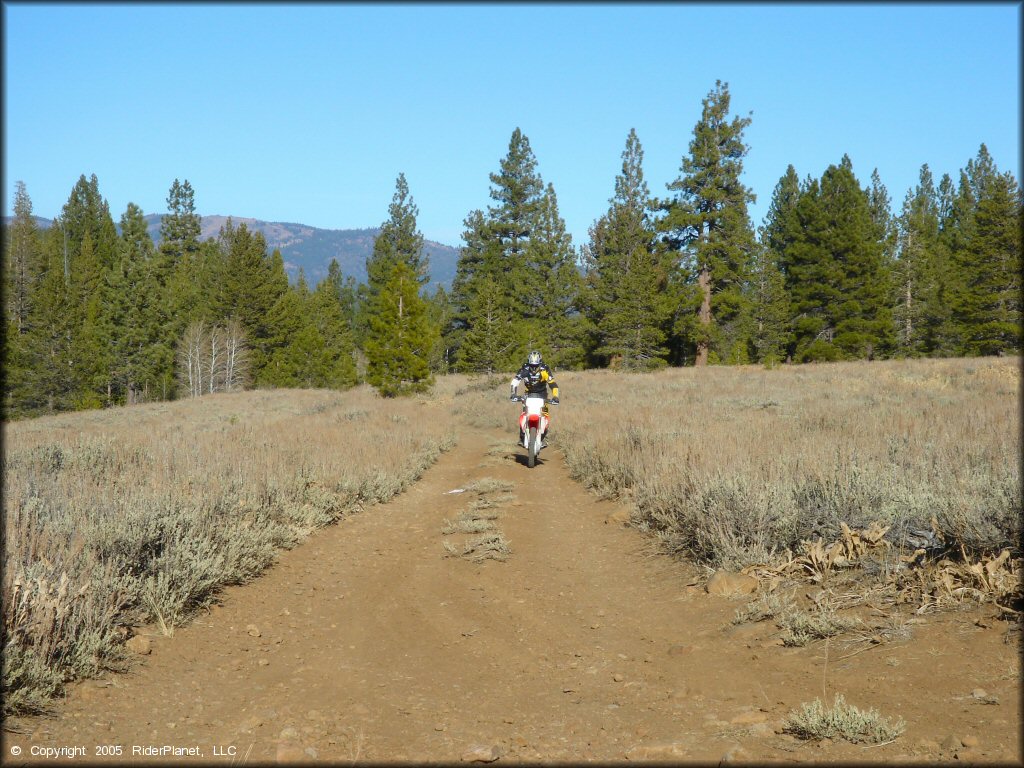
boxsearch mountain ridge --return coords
[4,214,461,290]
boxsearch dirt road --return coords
[3,418,1020,764]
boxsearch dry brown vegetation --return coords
[3,358,1020,722]
[546,357,1020,741]
[550,356,1022,625]
[441,477,516,562]
[2,386,454,715]
[438,359,1021,617]
[553,357,1020,564]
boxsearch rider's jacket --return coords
[511,363,558,397]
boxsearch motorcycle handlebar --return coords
[511,395,557,404]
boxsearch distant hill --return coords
[4,214,461,290]
[141,215,460,290]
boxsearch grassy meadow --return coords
[551,357,1021,614]
[437,356,1020,575]
[456,356,1021,615]
[2,358,1020,715]
[2,385,457,715]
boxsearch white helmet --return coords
[527,350,542,366]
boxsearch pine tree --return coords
[451,128,577,371]
[483,128,548,360]
[62,174,118,273]
[310,260,359,389]
[488,128,544,279]
[762,165,801,272]
[785,178,841,361]
[937,170,976,355]
[261,276,317,388]
[520,183,587,368]
[216,219,286,377]
[3,182,43,415]
[159,179,202,253]
[367,173,428,286]
[357,173,429,345]
[893,165,945,356]
[115,203,160,402]
[786,158,895,360]
[449,208,499,362]
[585,129,668,369]
[365,261,436,396]
[161,179,205,329]
[948,149,1023,355]
[868,169,897,263]
[747,242,791,365]
[69,233,113,407]
[21,226,77,412]
[61,176,122,406]
[658,80,757,365]
[455,276,517,374]
[425,285,453,374]
[4,181,42,334]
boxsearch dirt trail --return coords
[4,418,1020,764]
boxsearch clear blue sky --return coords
[3,2,1020,250]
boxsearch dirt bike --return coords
[512,394,557,468]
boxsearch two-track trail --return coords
[4,418,1020,764]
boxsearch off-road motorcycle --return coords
[512,395,557,468]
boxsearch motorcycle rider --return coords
[509,350,560,447]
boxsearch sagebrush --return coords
[553,358,1020,569]
[2,386,453,714]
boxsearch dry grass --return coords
[2,386,454,715]
[732,591,797,625]
[442,533,512,562]
[440,475,515,563]
[783,694,906,744]
[551,358,1020,572]
[777,604,863,647]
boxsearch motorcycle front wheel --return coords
[528,426,538,468]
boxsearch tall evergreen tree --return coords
[61,174,118,273]
[367,173,428,286]
[425,285,453,374]
[868,168,896,259]
[584,129,669,369]
[161,179,206,323]
[747,242,791,365]
[20,226,77,412]
[761,165,801,272]
[114,203,161,402]
[2,182,42,415]
[310,260,359,389]
[357,173,428,345]
[449,208,498,362]
[488,128,544,280]
[365,261,436,396]
[451,128,579,371]
[216,219,285,377]
[49,175,120,408]
[948,155,1022,355]
[893,165,946,356]
[520,183,587,368]
[69,233,113,406]
[159,178,202,252]
[4,181,42,334]
[147,178,204,398]
[454,276,516,374]
[261,273,321,388]
[658,80,757,365]
[785,158,895,360]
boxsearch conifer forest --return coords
[3,82,1021,418]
